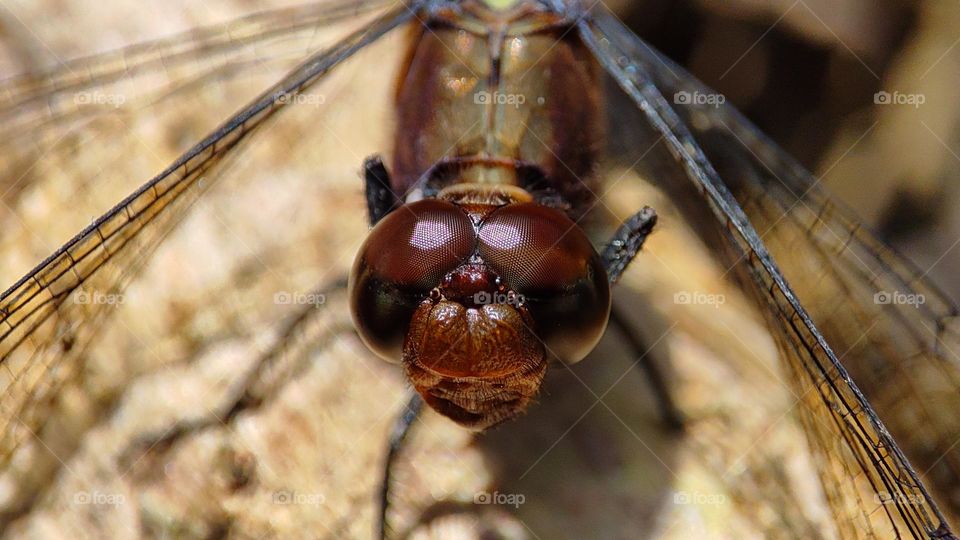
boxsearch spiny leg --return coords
[601,206,657,284]
[601,206,683,430]
[379,391,423,540]
[364,155,400,225]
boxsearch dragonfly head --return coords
[349,187,610,429]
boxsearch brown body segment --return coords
[403,297,548,429]
[392,0,602,210]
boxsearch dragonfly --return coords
[0,0,958,538]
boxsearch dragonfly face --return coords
[349,187,610,429]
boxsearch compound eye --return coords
[478,203,610,363]
[349,200,475,361]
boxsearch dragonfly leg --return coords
[601,207,681,430]
[608,305,684,431]
[364,155,400,226]
[378,390,424,540]
[600,206,658,283]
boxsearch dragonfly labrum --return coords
[0,1,958,538]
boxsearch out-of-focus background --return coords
[0,1,957,539]
[613,0,960,298]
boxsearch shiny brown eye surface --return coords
[478,203,610,363]
[349,200,475,361]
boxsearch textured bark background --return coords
[0,1,957,539]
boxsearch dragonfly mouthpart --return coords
[402,289,547,429]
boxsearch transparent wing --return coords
[596,20,960,528]
[0,0,415,506]
[580,7,957,540]
[0,0,387,112]
[0,0,390,208]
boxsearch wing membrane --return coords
[581,7,957,539]
[0,0,415,509]
[0,0,390,208]
[0,0,388,113]
[589,10,960,527]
